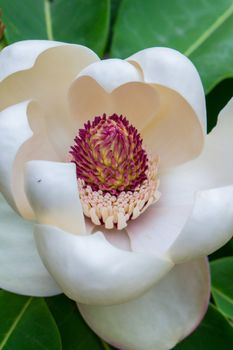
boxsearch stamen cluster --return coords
[70,114,148,194]
[78,157,160,229]
[70,114,160,229]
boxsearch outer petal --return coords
[0,100,60,219]
[0,194,60,296]
[128,47,206,168]
[25,161,85,235]
[127,204,192,255]
[140,86,204,169]
[76,53,204,168]
[128,47,206,130]
[78,258,210,350]
[0,40,99,107]
[85,220,132,251]
[34,224,174,305]
[0,40,99,159]
[160,97,233,201]
[132,98,233,257]
[0,101,32,215]
[0,40,63,81]
[168,186,233,263]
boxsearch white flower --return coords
[0,40,232,350]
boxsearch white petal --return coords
[168,186,233,263]
[34,224,174,305]
[77,59,142,92]
[0,100,62,220]
[0,194,60,296]
[25,161,85,235]
[78,258,210,350]
[127,204,192,255]
[0,41,99,159]
[160,97,233,200]
[102,228,131,251]
[69,77,204,170]
[0,40,63,81]
[69,77,159,132]
[84,219,131,251]
[0,101,33,216]
[128,47,206,130]
[140,85,204,168]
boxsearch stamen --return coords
[70,114,160,229]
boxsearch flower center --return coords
[70,114,160,229]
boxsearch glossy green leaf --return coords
[46,294,113,350]
[110,0,122,25]
[209,237,233,261]
[0,290,61,350]
[111,0,233,93]
[206,78,233,133]
[0,0,110,56]
[210,257,233,319]
[174,304,233,349]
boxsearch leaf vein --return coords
[44,0,53,40]
[184,3,233,56]
[0,297,33,350]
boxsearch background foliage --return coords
[0,0,232,349]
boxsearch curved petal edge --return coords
[168,185,233,263]
[78,258,210,350]
[34,224,174,305]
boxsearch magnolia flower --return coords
[0,40,232,350]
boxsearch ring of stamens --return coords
[70,113,160,229]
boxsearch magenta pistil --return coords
[70,114,148,195]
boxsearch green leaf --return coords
[210,257,233,319]
[111,0,233,93]
[0,290,61,350]
[206,78,233,133]
[0,0,110,56]
[110,0,122,25]
[174,304,233,349]
[209,237,233,261]
[46,294,113,350]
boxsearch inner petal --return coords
[68,77,160,135]
[70,114,160,230]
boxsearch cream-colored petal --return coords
[134,98,233,258]
[126,47,206,168]
[34,224,174,305]
[102,228,131,251]
[0,101,60,220]
[168,186,233,263]
[25,161,85,235]
[127,204,192,255]
[0,40,62,81]
[160,97,233,201]
[128,47,206,130]
[141,85,204,169]
[69,77,159,132]
[71,51,205,168]
[0,41,99,159]
[77,59,142,92]
[0,101,33,216]
[78,258,210,350]
[0,194,60,296]
[86,219,131,251]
